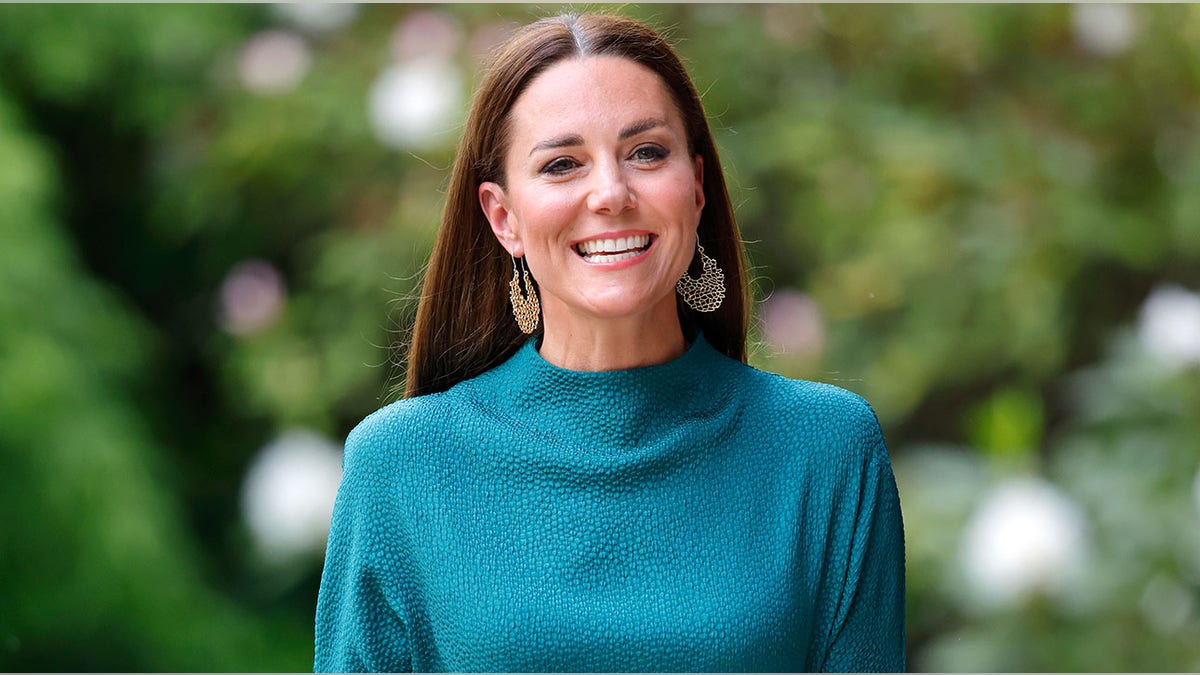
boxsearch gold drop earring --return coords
[509,254,540,333]
[676,237,725,312]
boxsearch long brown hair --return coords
[404,12,750,398]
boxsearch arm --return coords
[314,425,412,673]
[821,406,907,673]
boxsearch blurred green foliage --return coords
[0,3,1197,671]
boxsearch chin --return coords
[582,290,678,321]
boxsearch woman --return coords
[316,12,905,673]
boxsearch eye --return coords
[540,157,580,175]
[631,144,669,163]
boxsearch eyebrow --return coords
[619,118,666,140]
[527,118,668,157]
[528,134,583,156]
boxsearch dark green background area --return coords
[1,4,1197,671]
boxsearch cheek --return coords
[644,171,703,224]
[512,189,579,243]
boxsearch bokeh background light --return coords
[0,3,1198,671]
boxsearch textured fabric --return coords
[315,335,906,673]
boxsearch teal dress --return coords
[315,335,906,672]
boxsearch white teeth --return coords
[584,250,641,263]
[575,234,651,257]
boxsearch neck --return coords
[463,329,733,456]
[537,298,686,372]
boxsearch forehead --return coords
[508,55,682,141]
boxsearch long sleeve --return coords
[820,410,907,673]
[314,425,412,673]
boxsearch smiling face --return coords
[479,55,704,343]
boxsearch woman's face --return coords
[479,55,704,332]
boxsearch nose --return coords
[586,159,635,215]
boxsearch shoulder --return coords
[332,389,478,530]
[737,364,879,429]
[733,363,889,467]
[341,389,463,473]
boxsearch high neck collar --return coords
[457,333,740,453]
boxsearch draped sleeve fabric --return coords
[315,416,413,673]
[817,399,906,672]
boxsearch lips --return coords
[574,233,654,263]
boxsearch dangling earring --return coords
[509,254,540,334]
[676,237,725,312]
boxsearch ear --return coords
[693,154,706,213]
[479,181,524,258]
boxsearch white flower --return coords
[1137,284,1200,369]
[759,289,825,358]
[367,57,463,151]
[1139,574,1194,635]
[237,29,311,95]
[272,2,359,35]
[961,477,1086,607]
[1071,4,1138,57]
[241,429,343,562]
[218,259,286,336]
